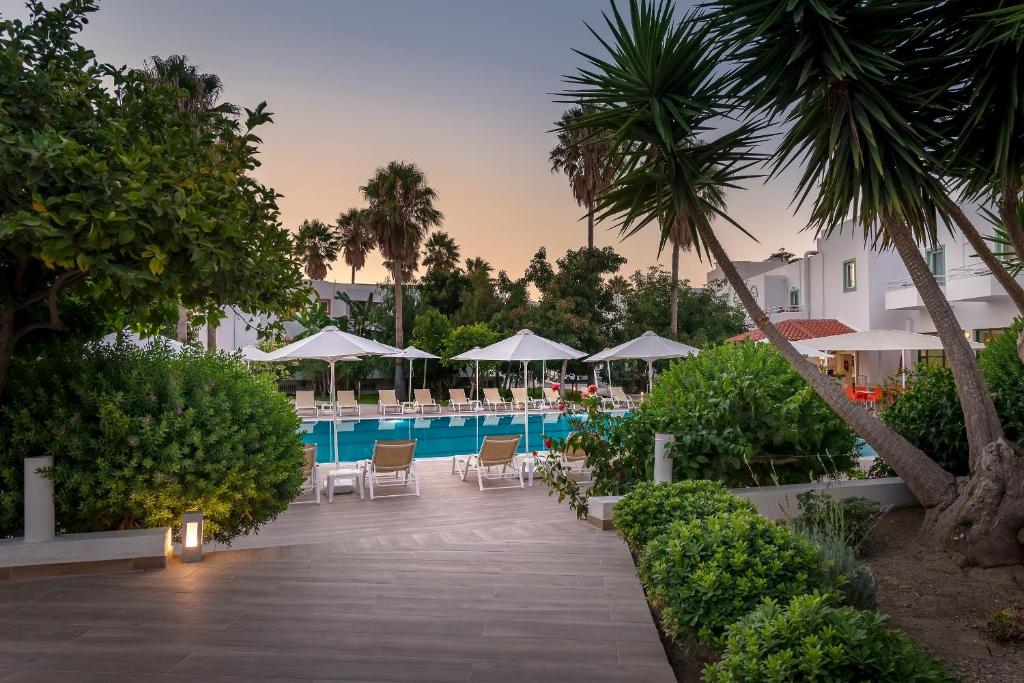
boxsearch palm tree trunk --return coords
[558,360,568,397]
[176,305,188,343]
[351,264,356,284]
[587,202,595,249]
[670,241,680,336]
[1000,177,1024,261]
[694,218,956,508]
[884,217,1005,462]
[393,267,406,401]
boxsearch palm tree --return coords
[563,0,982,560]
[708,0,1022,565]
[361,161,443,399]
[145,55,232,348]
[422,231,461,273]
[665,185,722,336]
[336,208,375,284]
[550,107,615,248]
[294,219,342,281]
[464,257,492,279]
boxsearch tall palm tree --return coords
[464,257,492,279]
[563,0,981,560]
[709,0,1022,565]
[422,231,461,273]
[336,208,375,284]
[362,162,443,399]
[550,107,615,248]
[665,185,722,336]
[145,55,232,348]
[294,219,342,281]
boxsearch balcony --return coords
[945,264,1013,302]
[765,304,805,322]
[885,277,929,310]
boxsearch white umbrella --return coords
[806,328,983,387]
[585,331,699,392]
[239,345,273,362]
[451,346,485,405]
[754,338,831,359]
[386,346,440,400]
[266,326,399,461]
[101,330,184,352]
[471,330,587,453]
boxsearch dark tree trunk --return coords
[176,305,188,343]
[694,219,957,508]
[1000,177,1024,262]
[942,200,1024,315]
[393,266,406,401]
[670,241,680,336]
[206,321,216,351]
[587,202,595,249]
[0,308,13,397]
[558,359,568,397]
[351,264,356,284]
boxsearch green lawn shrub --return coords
[613,480,755,554]
[792,491,883,552]
[640,342,859,486]
[0,340,304,543]
[703,593,954,682]
[639,510,838,646]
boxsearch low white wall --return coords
[0,527,171,569]
[587,477,917,528]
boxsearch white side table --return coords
[518,452,553,487]
[327,467,365,502]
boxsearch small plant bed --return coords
[861,507,1024,683]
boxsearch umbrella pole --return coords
[523,360,529,454]
[901,349,906,388]
[423,358,427,389]
[408,359,413,403]
[475,360,480,406]
[647,360,653,393]
[330,359,338,464]
[607,360,612,387]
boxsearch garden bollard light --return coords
[181,511,204,563]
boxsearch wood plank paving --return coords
[0,459,673,682]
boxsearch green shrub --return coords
[563,388,584,403]
[703,593,955,682]
[985,605,1024,643]
[792,491,883,552]
[613,480,755,554]
[641,342,859,486]
[639,510,838,645]
[796,526,876,610]
[880,319,1024,478]
[0,340,304,543]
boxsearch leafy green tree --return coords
[620,266,745,346]
[294,219,341,281]
[421,231,461,273]
[454,264,501,326]
[336,208,375,284]
[0,1,306,395]
[443,322,500,397]
[464,256,492,279]
[419,267,470,317]
[361,161,443,399]
[410,307,451,356]
[524,247,555,291]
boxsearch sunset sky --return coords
[4,0,819,284]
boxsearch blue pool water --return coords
[301,412,605,463]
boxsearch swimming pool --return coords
[300,412,612,463]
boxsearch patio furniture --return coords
[452,434,523,491]
[483,387,512,411]
[561,444,593,478]
[511,387,544,410]
[607,386,635,409]
[378,389,404,415]
[326,465,365,502]
[335,390,361,416]
[542,387,561,408]
[294,390,319,416]
[413,388,441,414]
[300,444,319,497]
[449,388,481,413]
[363,439,419,500]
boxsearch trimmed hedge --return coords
[703,593,954,682]
[0,340,304,543]
[613,480,756,554]
[639,510,838,645]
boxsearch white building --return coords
[200,280,389,352]
[708,214,1022,385]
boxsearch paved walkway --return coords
[0,460,673,682]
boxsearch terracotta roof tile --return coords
[727,319,857,343]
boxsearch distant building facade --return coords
[707,211,1023,384]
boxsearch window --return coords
[789,287,800,308]
[842,258,857,292]
[917,349,947,368]
[974,327,1009,345]
[926,245,945,283]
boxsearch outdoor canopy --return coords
[470,329,587,452]
[451,345,485,404]
[754,338,831,359]
[385,345,440,399]
[239,345,273,362]
[586,330,699,392]
[101,330,185,352]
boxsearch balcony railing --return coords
[945,263,992,281]
[765,304,803,315]
[886,274,946,291]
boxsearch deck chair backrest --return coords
[511,387,529,402]
[295,390,315,409]
[373,440,416,472]
[563,444,588,464]
[379,389,400,405]
[337,390,356,406]
[414,389,434,405]
[483,387,504,402]
[479,435,520,466]
[302,444,317,477]
[545,388,559,401]
[449,388,468,403]
[610,386,628,401]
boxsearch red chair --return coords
[867,388,884,407]
[845,386,861,402]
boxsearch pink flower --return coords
[551,382,560,391]
[587,384,597,394]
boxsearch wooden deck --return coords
[0,459,673,682]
